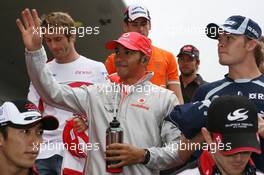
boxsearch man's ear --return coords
[246,39,258,51]
[196,59,200,66]
[141,56,148,65]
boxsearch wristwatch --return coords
[142,149,150,164]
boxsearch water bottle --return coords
[106,117,123,173]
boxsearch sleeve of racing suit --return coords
[145,93,185,170]
[25,46,91,115]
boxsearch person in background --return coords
[27,11,107,175]
[177,95,263,175]
[0,99,58,175]
[17,8,198,174]
[192,15,264,172]
[105,4,184,104]
[177,45,207,103]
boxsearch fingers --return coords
[105,149,124,157]
[17,8,38,33]
[105,149,125,168]
[105,154,124,161]
[107,161,124,169]
[106,143,125,150]
[21,9,30,29]
[16,19,26,33]
[73,117,87,132]
[105,154,126,168]
[32,9,41,27]
[24,9,35,27]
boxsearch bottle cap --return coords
[110,117,120,128]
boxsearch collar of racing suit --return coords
[198,151,257,175]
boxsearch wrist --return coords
[25,46,43,53]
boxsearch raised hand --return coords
[16,9,42,51]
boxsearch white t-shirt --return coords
[28,55,107,159]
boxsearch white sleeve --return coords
[25,46,91,115]
[27,82,40,106]
[145,93,184,170]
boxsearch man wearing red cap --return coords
[17,9,188,175]
[105,4,184,104]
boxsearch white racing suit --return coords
[25,47,184,175]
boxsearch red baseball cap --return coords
[105,32,152,57]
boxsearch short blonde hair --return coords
[41,12,75,38]
[255,36,264,67]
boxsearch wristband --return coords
[142,149,150,165]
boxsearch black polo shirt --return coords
[180,74,207,103]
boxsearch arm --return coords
[166,52,184,104]
[143,91,185,170]
[168,84,184,104]
[177,133,204,163]
[146,120,184,170]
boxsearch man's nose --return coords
[218,40,224,48]
[50,41,58,49]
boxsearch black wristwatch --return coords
[142,149,150,164]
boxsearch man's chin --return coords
[181,71,194,77]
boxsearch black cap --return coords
[177,45,199,59]
[207,95,261,155]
